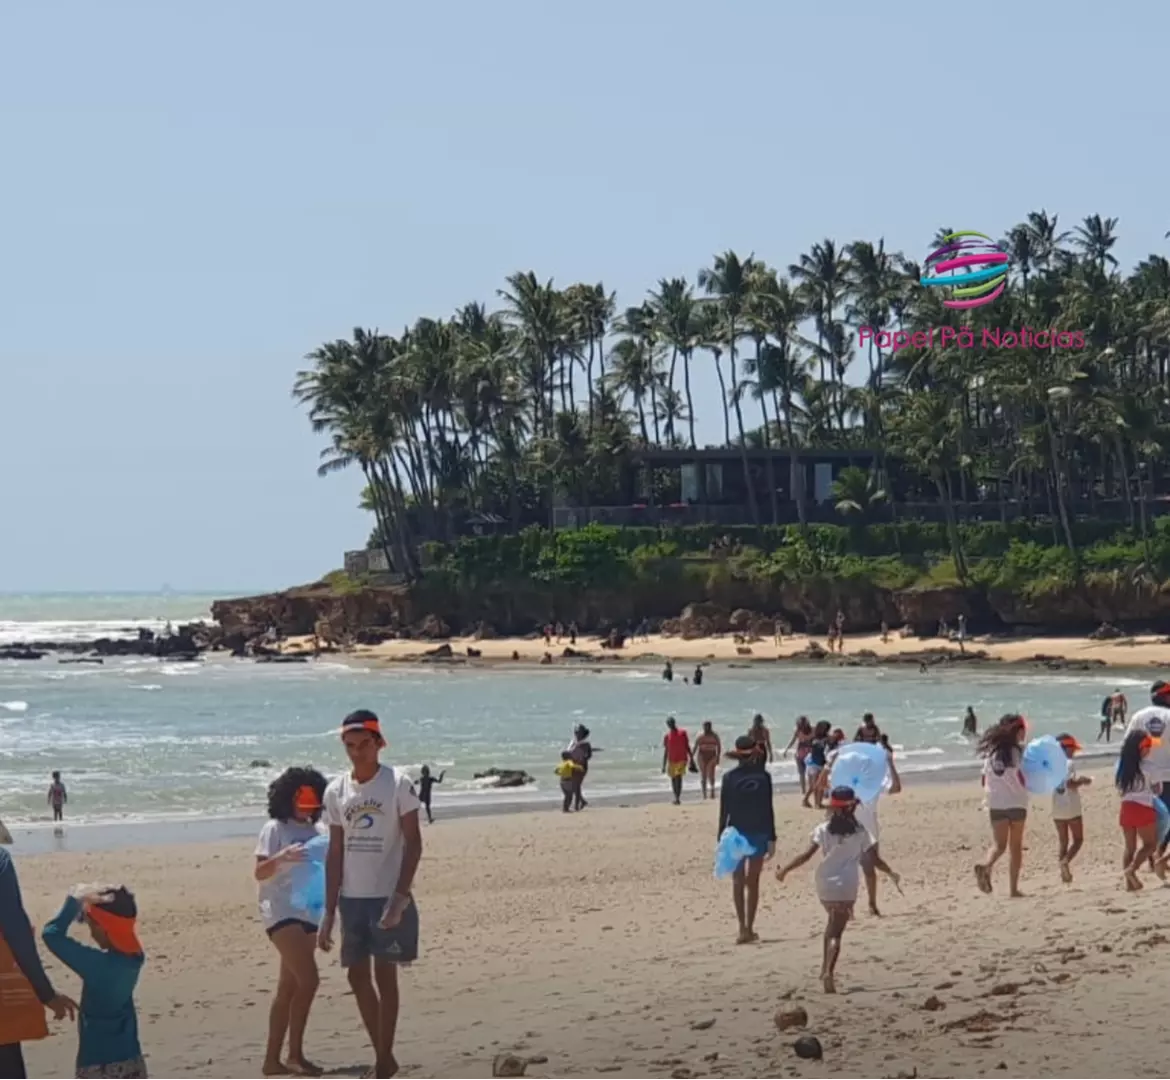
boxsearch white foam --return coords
[0,701,28,712]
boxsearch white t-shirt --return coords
[322,765,421,899]
[1051,767,1082,821]
[983,748,1029,811]
[254,819,323,929]
[1120,773,1159,806]
[811,821,875,904]
[1126,706,1170,783]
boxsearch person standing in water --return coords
[662,660,674,682]
[748,713,774,763]
[661,717,694,805]
[692,665,703,687]
[854,713,880,744]
[319,710,423,1080]
[782,717,815,796]
[48,772,67,823]
[718,736,775,944]
[962,706,978,738]
[567,725,596,811]
[694,722,722,799]
[417,766,444,825]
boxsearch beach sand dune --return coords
[18,770,1170,1078]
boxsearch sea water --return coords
[0,593,1144,831]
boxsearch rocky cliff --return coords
[211,574,1170,643]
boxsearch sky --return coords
[1,0,1166,593]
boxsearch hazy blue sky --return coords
[2,0,1164,593]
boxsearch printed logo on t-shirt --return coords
[1149,717,1166,737]
[344,797,387,853]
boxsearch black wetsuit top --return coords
[718,763,776,842]
[419,774,441,803]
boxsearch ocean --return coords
[0,593,1142,845]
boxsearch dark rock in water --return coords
[491,1054,527,1078]
[0,648,46,661]
[1026,654,1106,671]
[58,657,104,665]
[249,759,272,769]
[422,642,455,660]
[254,655,307,664]
[473,768,534,789]
[793,1035,823,1060]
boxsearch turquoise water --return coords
[0,594,1146,828]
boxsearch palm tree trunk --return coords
[684,348,697,449]
[713,351,731,445]
[783,390,807,529]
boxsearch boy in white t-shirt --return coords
[319,709,422,1079]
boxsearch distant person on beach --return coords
[694,721,722,799]
[254,766,328,1077]
[417,766,445,825]
[775,784,900,994]
[718,736,775,944]
[567,725,596,810]
[48,771,67,823]
[974,714,1029,898]
[0,847,77,1079]
[782,716,815,795]
[1051,734,1089,884]
[662,717,694,805]
[555,752,583,813]
[42,884,146,1079]
[662,660,674,683]
[1112,688,1129,728]
[957,613,967,651]
[854,713,880,744]
[319,710,423,1080]
[748,713,774,763]
[962,707,978,738]
[692,664,703,687]
[1117,728,1168,891]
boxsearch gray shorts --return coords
[339,896,419,968]
[989,807,1027,824]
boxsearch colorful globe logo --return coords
[920,230,1009,310]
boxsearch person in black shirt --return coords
[718,735,776,945]
[418,765,445,824]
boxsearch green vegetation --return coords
[292,211,1170,597]
[421,520,1170,605]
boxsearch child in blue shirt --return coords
[41,885,147,1078]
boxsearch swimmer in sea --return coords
[694,721,722,799]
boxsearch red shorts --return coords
[1120,801,1157,829]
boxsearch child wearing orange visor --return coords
[41,885,146,1077]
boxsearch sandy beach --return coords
[283,629,1170,670]
[15,765,1170,1079]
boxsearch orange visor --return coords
[828,794,856,809]
[85,904,143,956]
[1058,736,1082,754]
[294,785,321,812]
[341,717,383,742]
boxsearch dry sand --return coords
[284,629,1170,669]
[16,767,1170,1079]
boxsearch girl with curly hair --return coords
[253,766,328,1077]
[974,714,1029,897]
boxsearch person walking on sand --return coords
[567,725,597,811]
[48,771,67,823]
[1051,734,1089,884]
[1117,728,1169,891]
[417,766,445,825]
[319,710,423,1079]
[974,714,1029,898]
[775,785,900,994]
[694,721,722,799]
[42,885,147,1079]
[662,717,694,805]
[0,847,77,1079]
[718,736,776,944]
[1124,680,1170,855]
[554,753,583,813]
[254,767,329,1077]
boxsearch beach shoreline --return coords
[279,628,1170,671]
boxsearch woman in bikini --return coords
[748,713,774,763]
[694,721,722,800]
[783,716,814,796]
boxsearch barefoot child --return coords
[1117,729,1166,891]
[974,714,1029,897]
[555,752,583,813]
[718,736,776,944]
[41,885,146,1078]
[1052,733,1089,883]
[775,785,900,993]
